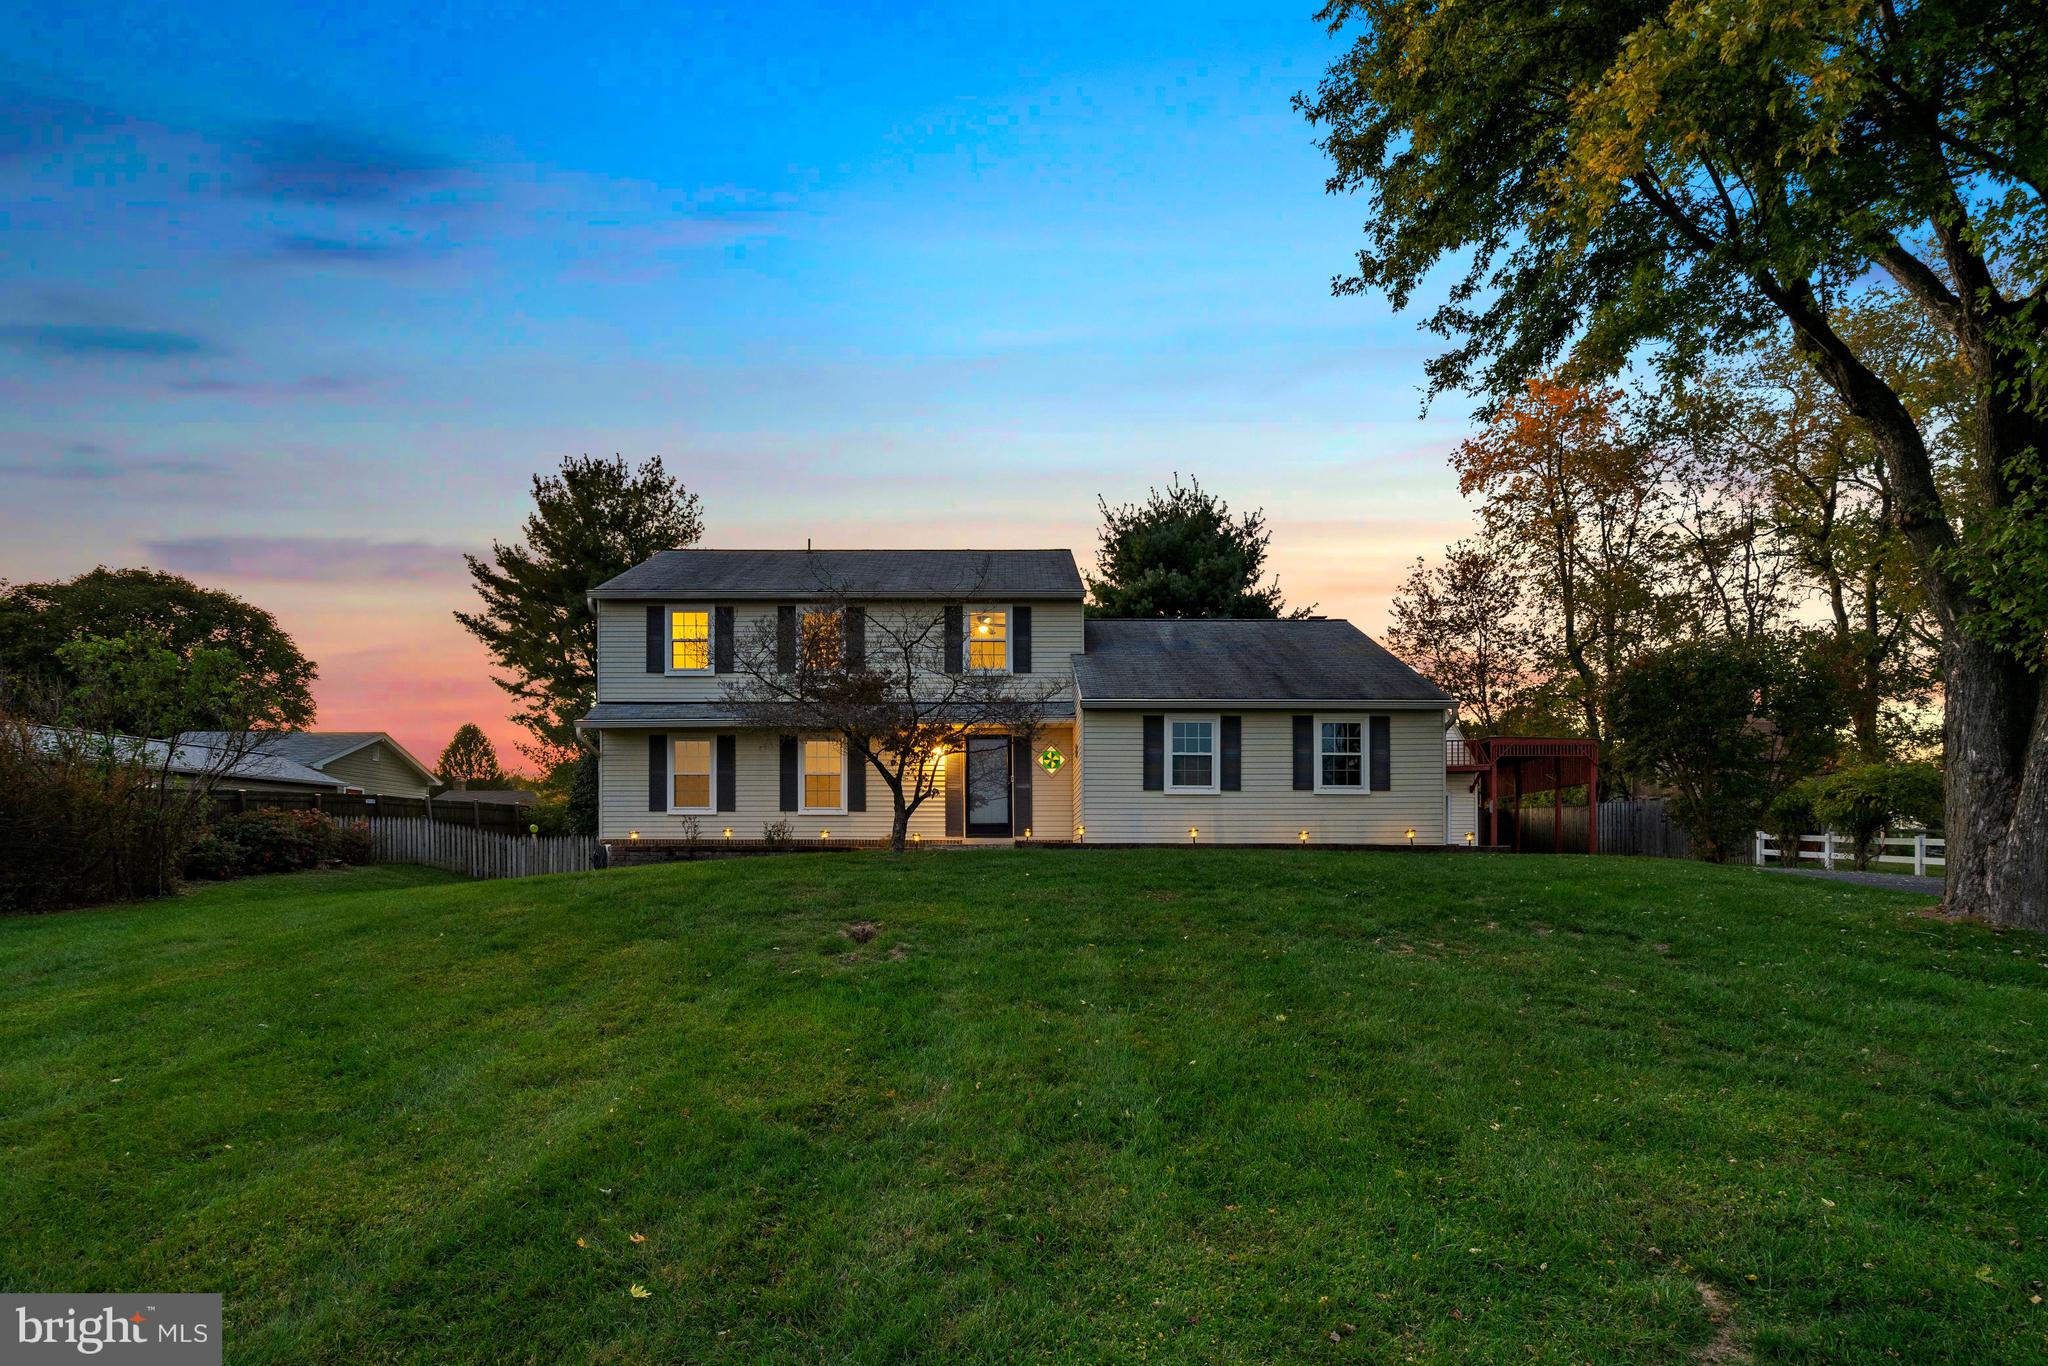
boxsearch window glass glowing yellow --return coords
[670,609,710,671]
[969,610,1007,670]
[802,738,843,810]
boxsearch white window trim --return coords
[665,604,714,676]
[667,735,717,815]
[965,603,1011,674]
[1313,713,1370,795]
[1165,712,1221,795]
[798,735,848,815]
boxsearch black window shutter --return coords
[847,739,867,812]
[647,733,667,811]
[714,606,734,673]
[846,607,866,668]
[1142,715,1164,791]
[1013,605,1032,673]
[1011,735,1033,834]
[943,605,963,674]
[645,605,664,673]
[1369,715,1392,791]
[778,735,798,810]
[776,606,797,672]
[1292,715,1314,790]
[1220,715,1242,791]
[944,747,964,835]
[716,734,736,812]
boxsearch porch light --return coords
[1405,828,1416,846]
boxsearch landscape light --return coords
[1405,828,1416,846]
[628,830,640,841]
[1299,829,1309,842]
[1074,825,1085,840]
[1465,831,1475,846]
[821,829,831,840]
[1023,827,1032,839]
[912,832,922,843]
[723,827,732,838]
[1188,826,1199,842]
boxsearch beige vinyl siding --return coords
[1076,709,1444,844]
[594,599,1086,702]
[1446,773,1479,845]
[317,743,431,797]
[595,724,1075,842]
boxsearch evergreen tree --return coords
[1086,476,1306,618]
[436,723,505,791]
[456,455,703,761]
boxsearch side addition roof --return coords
[1072,619,1454,707]
[588,549,1085,601]
[179,730,438,785]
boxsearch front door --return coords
[965,735,1012,837]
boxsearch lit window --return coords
[968,608,1007,670]
[802,738,844,811]
[1320,721,1363,789]
[1168,718,1215,792]
[671,738,713,811]
[800,608,843,669]
[670,608,711,672]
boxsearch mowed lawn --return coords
[1,853,2043,1363]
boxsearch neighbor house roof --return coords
[178,730,437,785]
[1072,619,1453,707]
[29,727,351,790]
[588,549,1085,601]
[579,700,1076,728]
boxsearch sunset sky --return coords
[2,1,1479,767]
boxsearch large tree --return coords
[0,568,316,736]
[1303,0,2048,926]
[1087,475,1307,618]
[437,723,507,791]
[1387,535,1532,736]
[1451,379,1677,761]
[457,455,703,762]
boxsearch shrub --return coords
[565,750,599,837]
[761,819,793,846]
[181,808,372,881]
[0,716,192,913]
[1812,763,1945,871]
[1764,780,1821,868]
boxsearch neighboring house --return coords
[178,731,438,798]
[578,548,1457,847]
[28,727,368,795]
[440,788,540,807]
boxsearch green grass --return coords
[1,853,2043,1363]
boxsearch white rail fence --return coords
[1754,831,1946,876]
[367,816,597,879]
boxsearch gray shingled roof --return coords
[589,549,1084,600]
[580,700,1075,727]
[31,727,350,789]
[178,731,436,782]
[1073,619,1452,705]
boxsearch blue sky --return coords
[0,1,1477,760]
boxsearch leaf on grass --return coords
[629,1284,651,1299]
[630,1233,647,1243]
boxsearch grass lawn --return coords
[1,852,2043,1363]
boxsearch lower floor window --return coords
[1321,721,1362,789]
[802,738,844,811]
[1169,718,1215,791]
[672,738,713,811]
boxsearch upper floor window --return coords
[801,608,843,670]
[1319,720,1363,790]
[669,607,711,673]
[1168,717,1216,793]
[968,608,1007,671]
[801,738,844,812]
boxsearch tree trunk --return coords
[889,804,910,854]
[1941,635,2048,929]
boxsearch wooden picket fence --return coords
[368,816,597,879]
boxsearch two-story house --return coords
[578,548,1455,849]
